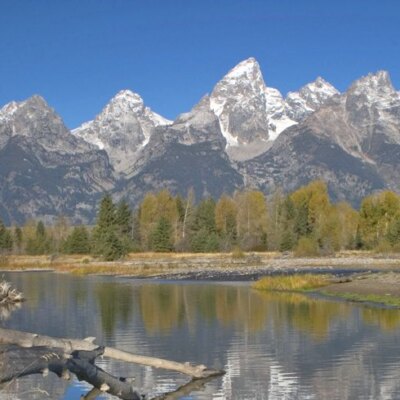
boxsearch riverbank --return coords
[3,252,400,308]
[320,272,400,307]
[2,251,400,280]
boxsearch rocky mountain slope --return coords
[242,70,399,204]
[0,96,115,224]
[73,90,171,174]
[0,58,399,224]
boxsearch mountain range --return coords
[1,57,399,224]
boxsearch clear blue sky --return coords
[1,0,399,128]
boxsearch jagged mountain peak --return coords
[222,57,262,81]
[111,89,144,107]
[0,100,19,121]
[24,94,48,106]
[348,70,395,97]
[73,88,171,174]
[0,94,68,138]
[285,77,339,122]
[209,57,269,153]
[1,95,50,118]
[293,77,339,107]
[301,76,339,97]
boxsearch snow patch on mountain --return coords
[209,58,270,155]
[264,87,297,140]
[286,77,339,121]
[73,89,171,173]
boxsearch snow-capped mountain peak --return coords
[73,89,171,174]
[222,57,263,81]
[298,77,339,107]
[285,77,339,121]
[0,100,19,120]
[347,70,396,100]
[209,57,270,157]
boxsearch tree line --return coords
[1,180,400,260]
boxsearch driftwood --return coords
[0,328,223,379]
[0,280,24,305]
[0,344,143,399]
[0,327,224,399]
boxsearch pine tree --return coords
[151,217,173,252]
[115,199,132,236]
[13,226,23,253]
[26,221,50,255]
[102,230,125,261]
[97,194,116,229]
[64,226,91,254]
[0,220,12,252]
[193,198,216,234]
[92,194,127,260]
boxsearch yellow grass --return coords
[253,274,331,292]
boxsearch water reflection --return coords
[95,283,134,336]
[2,273,400,399]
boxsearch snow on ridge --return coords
[224,57,259,79]
[209,97,239,146]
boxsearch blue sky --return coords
[1,0,399,128]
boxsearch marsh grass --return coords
[322,291,400,308]
[253,274,332,292]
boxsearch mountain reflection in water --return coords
[2,272,400,399]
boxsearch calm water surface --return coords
[1,272,400,399]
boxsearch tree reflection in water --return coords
[92,280,400,340]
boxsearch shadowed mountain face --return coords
[0,60,399,224]
[118,141,243,205]
[241,70,399,206]
[0,96,115,224]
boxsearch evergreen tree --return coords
[193,198,216,234]
[102,230,125,261]
[26,221,50,255]
[190,228,220,252]
[115,199,134,253]
[13,226,23,253]
[64,226,91,254]
[92,194,127,260]
[97,194,116,229]
[151,217,173,252]
[0,220,12,252]
[115,199,132,236]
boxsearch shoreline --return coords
[3,252,400,308]
[2,252,400,279]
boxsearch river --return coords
[1,271,400,399]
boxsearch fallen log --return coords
[0,344,144,400]
[0,328,224,379]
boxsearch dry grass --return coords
[253,274,332,292]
